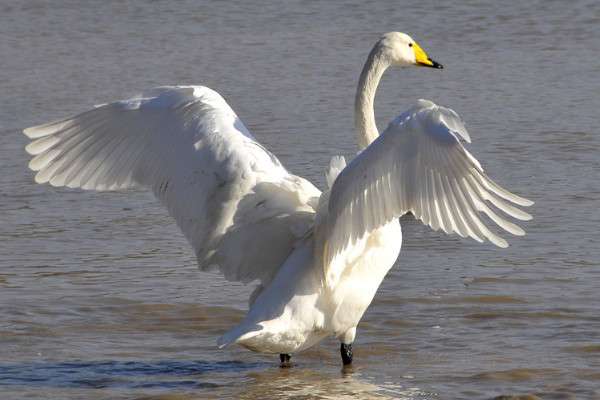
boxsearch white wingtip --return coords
[23,120,68,139]
[486,179,534,207]
[522,198,535,207]
[495,238,509,248]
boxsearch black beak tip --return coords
[429,59,443,69]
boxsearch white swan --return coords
[23,32,532,366]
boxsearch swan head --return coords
[376,32,443,69]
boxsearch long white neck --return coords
[355,46,391,150]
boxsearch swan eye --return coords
[408,43,413,47]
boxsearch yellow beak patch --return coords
[413,42,443,69]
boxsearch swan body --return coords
[23,32,532,364]
[219,216,402,354]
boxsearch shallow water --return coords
[1,1,599,399]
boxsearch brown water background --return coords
[1,1,599,399]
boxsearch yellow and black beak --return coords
[413,42,443,69]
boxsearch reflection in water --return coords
[0,360,427,399]
[239,367,423,400]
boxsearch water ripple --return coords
[0,360,266,389]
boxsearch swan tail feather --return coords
[217,324,262,349]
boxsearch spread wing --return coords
[24,86,320,287]
[325,99,533,276]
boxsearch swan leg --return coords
[340,343,353,365]
[339,327,356,365]
[279,353,292,368]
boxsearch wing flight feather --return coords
[24,86,320,288]
[325,99,533,273]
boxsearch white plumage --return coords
[327,100,531,257]
[25,86,320,291]
[23,32,532,363]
